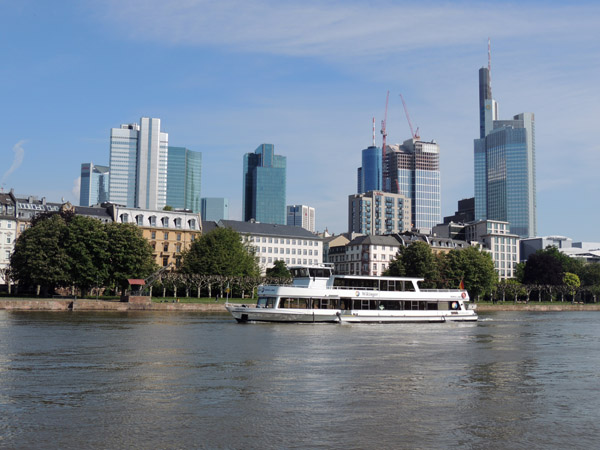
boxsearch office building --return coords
[211,220,322,275]
[79,163,109,207]
[201,198,229,222]
[243,143,286,225]
[357,145,382,194]
[108,118,169,210]
[166,146,202,212]
[385,139,441,230]
[287,205,315,232]
[474,61,536,238]
[443,197,475,225]
[348,190,411,236]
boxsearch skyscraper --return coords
[108,118,168,210]
[348,190,411,235]
[166,146,202,212]
[385,139,441,230]
[287,205,315,232]
[79,163,109,207]
[357,145,382,194]
[474,62,536,238]
[201,197,229,222]
[243,144,287,224]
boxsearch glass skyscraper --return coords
[166,146,202,212]
[357,145,382,193]
[386,140,441,230]
[108,118,168,210]
[243,144,287,225]
[79,163,109,207]
[474,65,536,238]
[201,197,229,222]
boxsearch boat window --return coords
[310,298,338,309]
[291,268,310,278]
[256,297,275,308]
[309,268,331,278]
[279,298,310,309]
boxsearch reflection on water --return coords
[1,311,600,449]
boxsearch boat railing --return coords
[420,289,466,293]
[331,286,378,291]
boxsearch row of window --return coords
[261,257,318,265]
[250,236,318,246]
[257,247,318,256]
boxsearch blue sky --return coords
[1,0,599,241]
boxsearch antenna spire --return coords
[488,37,492,90]
[372,117,376,147]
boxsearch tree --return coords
[442,246,497,301]
[64,215,109,296]
[10,214,70,295]
[385,241,439,287]
[266,260,291,279]
[105,223,156,293]
[523,250,564,285]
[181,227,260,277]
[563,272,581,303]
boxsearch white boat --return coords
[225,265,477,323]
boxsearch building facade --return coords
[108,118,169,210]
[357,145,382,194]
[166,146,202,212]
[201,198,229,222]
[0,192,17,285]
[217,220,322,274]
[474,64,536,238]
[287,205,315,232]
[464,220,519,280]
[242,144,287,225]
[386,139,441,231]
[80,163,109,207]
[110,205,201,269]
[348,190,411,236]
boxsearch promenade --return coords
[1,298,599,312]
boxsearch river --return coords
[0,311,599,449]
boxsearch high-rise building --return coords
[357,145,382,194]
[386,139,441,231]
[242,144,287,225]
[348,190,411,236]
[287,205,315,232]
[201,197,229,222]
[108,118,168,210]
[79,163,109,207]
[474,62,536,238]
[166,147,202,212]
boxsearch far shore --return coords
[1,298,599,312]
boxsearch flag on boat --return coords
[459,279,465,290]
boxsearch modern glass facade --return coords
[358,146,382,193]
[167,147,202,212]
[386,139,441,230]
[243,144,287,225]
[201,197,229,221]
[79,163,109,207]
[108,118,168,210]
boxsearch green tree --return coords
[266,260,291,279]
[385,242,439,288]
[105,222,156,292]
[523,249,564,285]
[580,263,600,287]
[10,214,70,295]
[563,272,581,303]
[442,246,497,301]
[64,215,110,296]
[181,227,260,277]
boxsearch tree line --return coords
[5,211,600,302]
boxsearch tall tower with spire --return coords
[474,40,537,238]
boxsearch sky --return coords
[1,0,599,241]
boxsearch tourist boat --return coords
[225,265,477,323]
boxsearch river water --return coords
[0,311,599,449]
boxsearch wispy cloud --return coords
[100,0,599,59]
[2,140,26,185]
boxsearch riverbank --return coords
[1,298,599,312]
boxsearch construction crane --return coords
[380,91,389,189]
[400,93,420,140]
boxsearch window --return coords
[136,215,144,226]
[164,232,169,240]
[177,233,181,241]
[174,218,182,229]
[149,216,157,227]
[20,224,25,232]
[161,217,169,227]
[120,213,129,223]
[7,222,11,228]
[151,231,156,239]
[163,243,169,252]
[151,242,156,250]
[189,219,196,230]
[6,236,11,244]
[162,256,169,267]
[176,244,181,253]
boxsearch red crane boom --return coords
[400,93,419,140]
[381,91,389,189]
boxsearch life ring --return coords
[461,292,466,299]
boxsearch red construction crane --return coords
[400,93,420,140]
[381,91,389,188]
